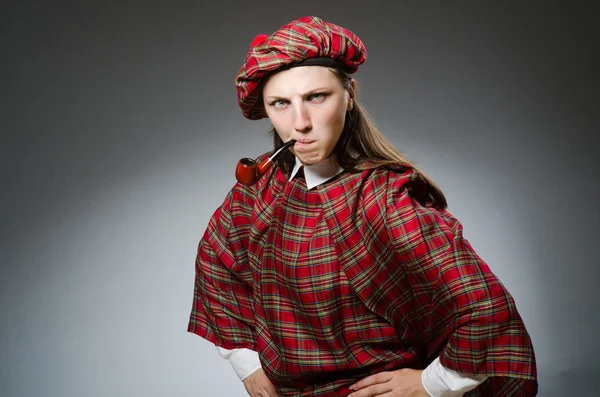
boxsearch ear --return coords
[346,79,356,111]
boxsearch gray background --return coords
[1,1,598,396]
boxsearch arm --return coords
[187,184,281,396]
[187,186,258,350]
[382,170,537,394]
[348,170,535,397]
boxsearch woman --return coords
[187,16,537,397]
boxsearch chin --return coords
[299,153,325,165]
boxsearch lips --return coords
[294,139,315,145]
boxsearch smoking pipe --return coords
[235,140,297,186]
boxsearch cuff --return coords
[421,357,488,397]
[215,347,262,381]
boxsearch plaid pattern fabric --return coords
[235,16,367,120]
[188,164,538,396]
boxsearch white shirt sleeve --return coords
[215,346,262,381]
[421,357,488,397]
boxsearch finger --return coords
[264,389,282,397]
[348,382,393,397]
[350,372,394,390]
[256,378,280,397]
[264,384,280,397]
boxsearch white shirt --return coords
[216,156,487,396]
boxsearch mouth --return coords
[294,139,315,145]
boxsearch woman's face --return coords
[262,66,354,165]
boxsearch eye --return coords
[308,93,327,102]
[270,99,288,108]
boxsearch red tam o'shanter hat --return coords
[235,16,367,120]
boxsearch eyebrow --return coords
[265,87,330,100]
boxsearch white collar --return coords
[289,156,345,189]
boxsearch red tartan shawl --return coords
[188,163,537,396]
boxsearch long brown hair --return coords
[267,68,448,209]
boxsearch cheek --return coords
[266,113,288,138]
[318,102,345,129]
[328,106,347,140]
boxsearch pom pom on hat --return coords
[250,34,269,48]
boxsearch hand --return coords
[347,368,429,397]
[243,368,281,397]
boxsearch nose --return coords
[292,103,312,133]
